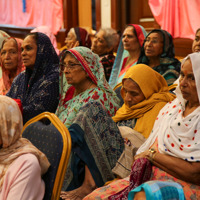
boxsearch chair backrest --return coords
[114,85,124,107]
[22,112,71,200]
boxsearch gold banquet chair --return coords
[22,112,71,200]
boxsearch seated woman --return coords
[0,30,10,79]
[31,25,60,55]
[60,27,92,51]
[58,62,175,200]
[0,38,25,95]
[91,28,119,81]
[6,32,59,124]
[85,52,200,200]
[55,46,121,199]
[0,95,50,200]
[109,24,147,88]
[137,29,181,86]
[192,28,200,53]
[56,46,120,127]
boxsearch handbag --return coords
[112,126,146,178]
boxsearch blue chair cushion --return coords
[22,120,63,200]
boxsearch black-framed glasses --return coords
[60,62,82,72]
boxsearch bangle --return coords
[148,148,157,162]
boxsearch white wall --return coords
[101,0,111,28]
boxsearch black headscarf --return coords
[137,29,181,85]
[7,32,59,124]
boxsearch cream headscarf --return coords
[112,64,175,138]
[137,53,200,162]
[0,95,50,190]
[0,31,10,49]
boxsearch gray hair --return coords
[99,28,119,49]
[68,28,77,39]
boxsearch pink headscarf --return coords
[0,95,50,190]
[0,38,25,95]
[31,26,60,55]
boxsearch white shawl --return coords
[137,52,200,162]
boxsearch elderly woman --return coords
[192,28,200,53]
[6,32,59,124]
[59,63,175,200]
[86,53,200,200]
[109,24,147,88]
[56,46,120,127]
[0,38,25,95]
[60,27,92,51]
[137,29,181,86]
[91,28,119,81]
[0,30,10,79]
[0,95,50,200]
[56,46,122,199]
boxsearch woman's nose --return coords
[125,93,131,101]
[93,38,97,44]
[63,66,70,73]
[180,77,187,87]
[146,40,153,46]
[123,36,128,41]
[5,52,10,58]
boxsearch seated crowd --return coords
[0,25,199,200]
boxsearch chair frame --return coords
[22,112,72,200]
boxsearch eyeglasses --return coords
[60,62,82,72]
[144,39,163,44]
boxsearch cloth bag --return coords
[112,126,146,178]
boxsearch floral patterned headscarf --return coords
[56,46,120,127]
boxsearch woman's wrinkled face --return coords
[179,58,199,104]
[21,35,37,69]
[122,26,140,52]
[91,30,110,55]
[64,30,77,49]
[122,78,145,107]
[62,53,88,86]
[1,39,18,71]
[144,32,163,58]
[192,30,200,53]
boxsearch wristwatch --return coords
[148,148,157,162]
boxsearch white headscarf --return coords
[137,52,200,162]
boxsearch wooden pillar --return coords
[95,0,101,31]
[63,0,79,32]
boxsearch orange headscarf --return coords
[112,64,176,138]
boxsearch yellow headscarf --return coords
[112,64,176,138]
